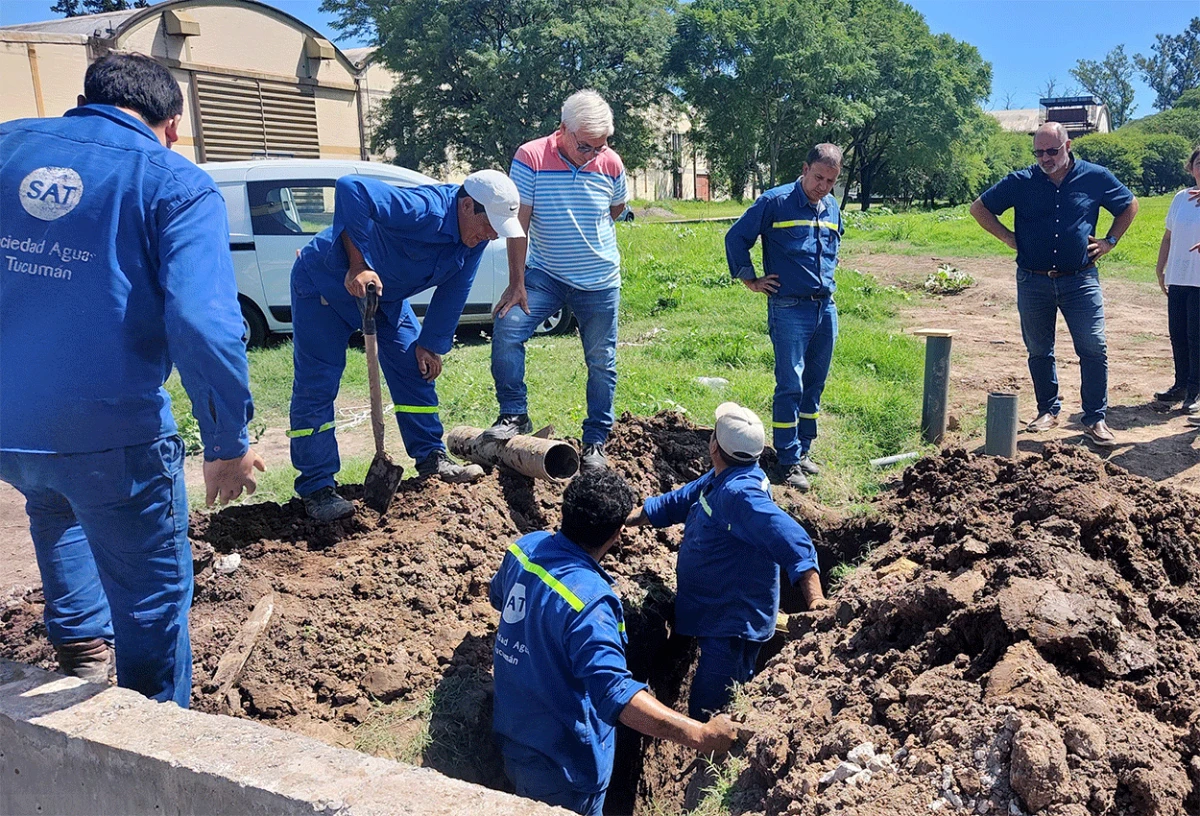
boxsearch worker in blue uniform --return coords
[0,54,263,706]
[627,403,827,721]
[725,144,845,492]
[289,170,523,521]
[490,470,739,815]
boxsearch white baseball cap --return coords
[714,402,765,463]
[462,169,524,239]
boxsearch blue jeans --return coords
[768,296,838,466]
[689,636,763,722]
[1016,267,1108,425]
[491,268,619,445]
[0,437,193,707]
[502,748,606,816]
[1167,285,1200,398]
[290,278,444,497]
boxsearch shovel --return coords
[360,283,404,513]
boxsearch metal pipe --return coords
[446,426,580,481]
[985,392,1019,458]
[917,331,954,445]
[870,451,921,468]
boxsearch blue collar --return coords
[64,105,161,144]
[550,531,616,586]
[442,186,464,242]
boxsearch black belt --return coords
[776,292,831,300]
[1021,266,1095,279]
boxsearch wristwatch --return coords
[1104,235,1119,247]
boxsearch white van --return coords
[202,159,572,347]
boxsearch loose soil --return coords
[2,412,1196,815]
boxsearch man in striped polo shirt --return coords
[484,91,629,471]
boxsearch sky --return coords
[1,0,1195,118]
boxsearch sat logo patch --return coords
[19,167,84,221]
[502,582,527,624]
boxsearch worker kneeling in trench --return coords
[490,469,738,815]
[628,402,828,721]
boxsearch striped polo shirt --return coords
[510,133,628,291]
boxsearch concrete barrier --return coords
[0,659,568,816]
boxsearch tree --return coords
[668,0,862,197]
[1135,17,1200,111]
[1123,87,1200,144]
[1037,76,1059,100]
[52,0,146,16]
[1070,45,1137,129]
[322,0,676,173]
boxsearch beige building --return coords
[989,96,1111,137]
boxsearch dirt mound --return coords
[697,444,1200,816]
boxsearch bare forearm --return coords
[341,231,369,273]
[619,691,704,749]
[626,506,650,527]
[797,568,825,608]
[1109,199,1138,240]
[970,199,1016,251]
[1157,232,1171,278]
[506,236,529,284]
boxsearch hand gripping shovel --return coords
[360,283,404,513]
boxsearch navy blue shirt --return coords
[725,181,843,297]
[294,176,489,355]
[489,531,647,795]
[979,158,1134,274]
[0,106,253,459]
[643,465,819,642]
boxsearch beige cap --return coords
[462,169,524,238]
[714,402,765,463]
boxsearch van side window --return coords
[247,180,336,236]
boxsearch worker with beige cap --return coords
[627,402,827,720]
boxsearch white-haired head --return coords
[561,90,614,139]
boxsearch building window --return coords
[195,73,320,162]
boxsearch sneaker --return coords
[54,638,114,685]
[798,453,821,475]
[1154,385,1187,403]
[416,451,485,484]
[1184,395,1200,415]
[1026,413,1059,433]
[580,443,608,472]
[1082,420,1118,448]
[1189,415,1200,427]
[480,413,533,442]
[784,464,811,492]
[303,486,355,522]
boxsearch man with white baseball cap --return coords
[627,402,827,720]
[288,169,523,519]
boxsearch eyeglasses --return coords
[1033,143,1066,158]
[572,133,608,156]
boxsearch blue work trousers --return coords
[689,636,763,722]
[0,437,192,707]
[1167,284,1200,398]
[491,268,619,445]
[1016,267,1108,425]
[768,296,838,466]
[501,744,606,816]
[290,283,443,498]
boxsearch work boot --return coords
[1154,385,1187,403]
[1184,394,1200,415]
[1025,413,1059,433]
[798,453,820,475]
[303,486,355,522]
[54,638,114,685]
[1082,420,1118,448]
[580,443,608,472]
[416,451,485,484]
[480,413,533,442]
[783,464,811,492]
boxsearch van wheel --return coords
[240,300,269,349]
[532,306,575,336]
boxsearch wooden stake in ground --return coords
[207,592,276,713]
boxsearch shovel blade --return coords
[363,452,404,514]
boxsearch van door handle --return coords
[230,241,256,252]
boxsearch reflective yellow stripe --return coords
[698,493,713,516]
[798,412,820,420]
[771,421,797,429]
[507,543,584,612]
[773,220,840,231]
[394,405,439,414]
[286,420,336,438]
[618,622,626,633]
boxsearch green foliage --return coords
[51,0,146,16]
[1123,101,1200,145]
[1134,17,1200,112]
[924,263,974,295]
[1072,132,1143,189]
[324,0,676,172]
[1074,132,1192,195]
[1142,134,1194,194]
[1070,45,1138,129]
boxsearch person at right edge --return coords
[627,402,827,722]
[1152,145,1200,416]
[724,143,844,492]
[970,121,1139,447]
[0,54,262,706]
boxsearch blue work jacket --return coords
[979,157,1134,274]
[490,531,647,795]
[644,465,819,642]
[725,181,843,298]
[295,177,488,355]
[0,106,253,460]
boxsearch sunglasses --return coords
[1032,143,1066,158]
[572,133,608,156]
